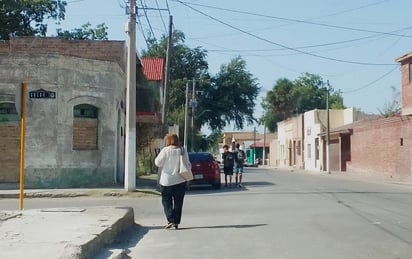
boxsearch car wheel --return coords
[212,182,221,189]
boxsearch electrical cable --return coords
[342,66,398,93]
[179,1,412,39]
[155,0,168,32]
[174,0,398,66]
[139,0,158,40]
[137,15,150,49]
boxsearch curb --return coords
[0,189,160,199]
[63,207,135,259]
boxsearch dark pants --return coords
[160,182,187,224]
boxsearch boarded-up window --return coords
[73,104,98,150]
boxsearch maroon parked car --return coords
[188,152,221,189]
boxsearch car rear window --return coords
[188,153,214,163]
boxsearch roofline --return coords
[395,52,412,63]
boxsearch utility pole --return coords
[161,16,173,138]
[191,78,196,151]
[263,125,266,166]
[124,0,136,191]
[326,80,331,174]
[253,127,256,165]
[183,81,189,150]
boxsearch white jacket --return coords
[154,146,190,186]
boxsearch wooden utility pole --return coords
[125,0,137,191]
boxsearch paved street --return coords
[2,168,412,258]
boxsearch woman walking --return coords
[154,134,190,229]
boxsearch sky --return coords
[48,0,412,134]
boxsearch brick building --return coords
[340,53,412,179]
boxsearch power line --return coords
[155,0,168,32]
[342,66,398,94]
[165,0,172,17]
[203,26,411,54]
[179,1,412,38]
[174,0,397,66]
[139,0,158,40]
[137,16,150,49]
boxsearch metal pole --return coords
[263,125,266,166]
[191,78,196,151]
[19,82,27,210]
[183,82,189,150]
[125,0,137,191]
[161,16,173,137]
[253,127,256,165]
[326,80,331,174]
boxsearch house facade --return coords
[276,115,304,169]
[275,107,370,172]
[0,37,127,187]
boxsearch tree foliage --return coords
[141,31,260,136]
[0,0,67,40]
[378,86,401,117]
[262,73,344,132]
[56,22,108,40]
[142,31,209,113]
[202,56,260,130]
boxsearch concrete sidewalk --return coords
[0,178,159,259]
[0,206,134,259]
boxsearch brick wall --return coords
[401,59,412,115]
[73,118,98,150]
[0,123,20,182]
[347,116,412,179]
[0,37,126,71]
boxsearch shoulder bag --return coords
[179,147,194,181]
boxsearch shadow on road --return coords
[178,223,268,230]
[186,181,275,195]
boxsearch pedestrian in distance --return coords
[222,144,235,188]
[154,134,191,230]
[234,143,245,188]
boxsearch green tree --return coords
[199,56,260,131]
[261,73,344,132]
[56,22,108,40]
[142,31,209,113]
[142,32,260,143]
[0,0,67,40]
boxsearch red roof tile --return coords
[141,57,164,81]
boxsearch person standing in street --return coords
[154,134,190,230]
[234,143,245,187]
[222,144,235,188]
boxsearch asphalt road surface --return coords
[2,168,412,259]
